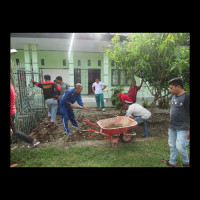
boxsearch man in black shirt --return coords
[31,74,61,129]
[162,78,190,167]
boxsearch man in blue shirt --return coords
[59,83,86,135]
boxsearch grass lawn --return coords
[10,137,190,167]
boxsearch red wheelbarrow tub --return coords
[83,116,138,135]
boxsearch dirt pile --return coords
[28,107,170,143]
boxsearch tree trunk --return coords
[150,96,159,112]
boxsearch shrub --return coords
[110,86,124,109]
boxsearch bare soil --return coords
[29,107,170,144]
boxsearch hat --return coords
[10,49,17,55]
[123,101,133,105]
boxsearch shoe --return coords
[182,162,190,167]
[28,139,40,149]
[65,132,73,136]
[161,159,176,167]
[102,108,106,111]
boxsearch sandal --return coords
[161,159,176,167]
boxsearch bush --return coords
[158,98,170,109]
[142,100,151,108]
[110,86,124,109]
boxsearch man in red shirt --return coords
[114,90,133,115]
[128,79,144,103]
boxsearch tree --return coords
[106,33,190,111]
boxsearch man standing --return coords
[162,78,190,167]
[55,76,70,115]
[128,79,144,103]
[92,78,106,111]
[31,75,61,129]
[59,83,86,135]
[122,101,152,137]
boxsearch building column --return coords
[24,44,32,87]
[31,44,39,82]
[68,52,74,88]
[103,52,109,98]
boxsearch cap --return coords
[123,101,133,105]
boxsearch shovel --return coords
[72,106,96,111]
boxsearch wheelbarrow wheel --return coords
[119,129,133,143]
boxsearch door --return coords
[88,69,100,94]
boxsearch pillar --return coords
[24,44,32,87]
[103,52,109,98]
[31,44,39,82]
[68,52,74,88]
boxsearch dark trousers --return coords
[10,114,34,144]
[59,106,78,133]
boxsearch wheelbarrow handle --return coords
[82,120,100,128]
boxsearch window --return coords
[63,59,66,66]
[98,60,101,66]
[112,69,119,86]
[78,60,81,66]
[111,69,132,86]
[41,59,45,66]
[88,60,91,66]
[16,59,20,66]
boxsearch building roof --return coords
[10,33,129,52]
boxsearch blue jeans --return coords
[168,128,190,165]
[45,98,58,123]
[95,93,105,109]
[133,115,152,137]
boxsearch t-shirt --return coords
[33,80,61,100]
[169,93,190,130]
[126,103,151,120]
[92,82,105,94]
[128,86,141,103]
[57,82,69,99]
[10,84,16,116]
[119,93,133,103]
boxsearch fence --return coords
[11,64,47,139]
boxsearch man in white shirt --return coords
[123,101,152,137]
[92,78,106,111]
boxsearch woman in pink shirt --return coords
[10,84,40,148]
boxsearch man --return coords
[122,101,152,137]
[162,78,190,167]
[59,83,86,135]
[114,90,133,115]
[55,76,70,115]
[10,83,40,148]
[31,75,61,129]
[128,79,144,103]
[92,78,106,111]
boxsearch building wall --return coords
[11,48,154,100]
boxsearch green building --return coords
[10,33,153,106]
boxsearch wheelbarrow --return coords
[82,116,138,149]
